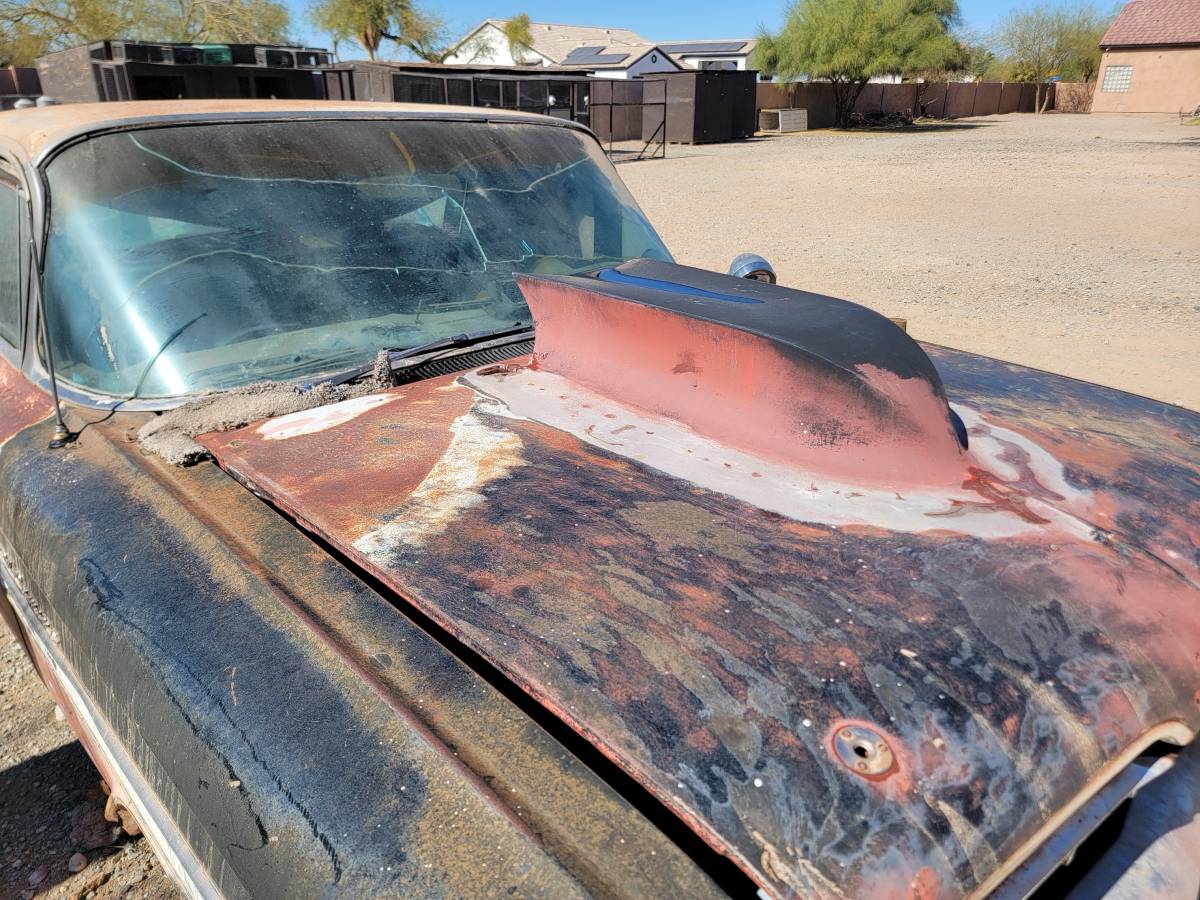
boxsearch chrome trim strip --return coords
[991,752,1177,899]
[974,721,1195,899]
[33,108,593,168]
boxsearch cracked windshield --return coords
[43,119,670,398]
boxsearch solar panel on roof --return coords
[561,46,630,65]
[659,41,747,54]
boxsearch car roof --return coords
[0,99,576,163]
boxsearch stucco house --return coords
[442,20,681,79]
[1092,0,1200,113]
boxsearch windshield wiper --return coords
[316,323,534,388]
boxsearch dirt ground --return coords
[0,629,177,899]
[0,112,1196,899]
[618,113,1200,410]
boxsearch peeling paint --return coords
[0,357,53,450]
[354,409,525,556]
[463,367,1093,540]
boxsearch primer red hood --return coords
[199,341,1200,899]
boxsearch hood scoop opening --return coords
[515,259,966,487]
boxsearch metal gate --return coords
[589,79,667,161]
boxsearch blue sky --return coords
[285,0,1022,54]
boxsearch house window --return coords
[1101,65,1133,92]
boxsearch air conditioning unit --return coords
[759,107,808,133]
[255,48,296,68]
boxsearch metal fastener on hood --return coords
[832,724,896,779]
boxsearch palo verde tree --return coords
[992,4,1111,111]
[167,0,291,43]
[1056,5,1110,81]
[753,0,962,126]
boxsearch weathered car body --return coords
[0,101,1197,900]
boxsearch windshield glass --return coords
[43,119,670,397]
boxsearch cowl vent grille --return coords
[393,340,532,385]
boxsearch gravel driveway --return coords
[0,111,1195,899]
[619,113,1200,410]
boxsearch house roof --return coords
[555,44,682,71]
[559,45,639,66]
[459,19,651,63]
[659,39,757,56]
[1100,0,1200,47]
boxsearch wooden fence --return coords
[755,81,1062,128]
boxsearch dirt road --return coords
[619,113,1200,410]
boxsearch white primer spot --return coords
[354,409,525,556]
[257,393,398,440]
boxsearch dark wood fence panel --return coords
[881,83,919,115]
[917,83,948,117]
[973,82,1002,116]
[945,82,976,118]
[854,83,886,114]
[998,82,1022,114]
[754,80,1066,128]
[756,82,840,128]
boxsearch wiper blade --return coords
[317,324,534,388]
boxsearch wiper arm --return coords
[318,324,534,388]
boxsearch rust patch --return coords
[0,357,53,449]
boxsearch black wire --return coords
[128,313,206,401]
[30,235,71,447]
[67,313,207,443]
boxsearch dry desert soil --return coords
[1,110,1197,898]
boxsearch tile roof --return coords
[1100,0,1200,47]
[479,20,650,63]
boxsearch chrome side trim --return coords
[991,751,1177,899]
[0,561,223,900]
[975,721,1195,899]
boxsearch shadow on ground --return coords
[832,121,996,134]
[0,626,176,899]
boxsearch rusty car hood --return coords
[198,270,1200,898]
